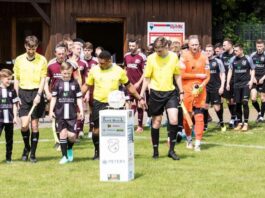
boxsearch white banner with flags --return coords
[147,22,185,45]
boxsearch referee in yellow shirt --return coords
[13,35,47,163]
[140,37,184,160]
[82,50,146,160]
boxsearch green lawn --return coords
[0,123,265,198]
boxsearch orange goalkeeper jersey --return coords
[181,51,210,93]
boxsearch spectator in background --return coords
[146,43,154,56]
[95,46,104,58]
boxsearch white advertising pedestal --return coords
[99,109,134,182]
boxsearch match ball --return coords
[108,90,126,109]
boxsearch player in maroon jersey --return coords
[68,42,88,138]
[45,43,80,146]
[45,44,67,100]
[83,42,98,138]
[44,43,67,149]
[124,39,146,133]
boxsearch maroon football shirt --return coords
[47,58,62,90]
[84,57,98,106]
[84,56,98,76]
[124,52,146,85]
[76,58,89,85]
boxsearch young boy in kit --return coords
[0,69,19,163]
[49,61,84,164]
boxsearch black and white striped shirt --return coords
[0,87,19,123]
[52,79,82,120]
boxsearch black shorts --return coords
[18,89,45,119]
[56,119,77,133]
[234,86,250,103]
[206,91,221,105]
[223,82,234,99]
[148,89,179,116]
[251,83,265,93]
[92,100,108,128]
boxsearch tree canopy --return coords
[213,0,265,46]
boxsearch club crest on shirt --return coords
[242,60,247,66]
[71,85,75,90]
[212,62,217,67]
[135,59,141,64]
[261,56,265,62]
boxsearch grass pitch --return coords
[0,123,265,198]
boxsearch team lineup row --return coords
[0,34,264,163]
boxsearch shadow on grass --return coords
[143,126,151,131]
[160,140,167,144]
[72,156,91,162]
[177,154,195,160]
[201,143,220,150]
[35,156,62,161]
[203,126,226,135]
[1,159,12,164]
[1,156,60,163]
[74,145,93,150]
[135,172,144,179]
[203,128,235,137]
[135,153,194,160]
[203,132,218,138]
[248,123,264,130]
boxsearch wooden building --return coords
[0,0,211,64]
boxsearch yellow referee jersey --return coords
[86,64,129,103]
[13,53,47,89]
[144,51,181,91]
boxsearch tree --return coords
[212,0,264,51]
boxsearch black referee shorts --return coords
[206,90,221,105]
[19,89,45,119]
[234,86,250,103]
[92,99,108,128]
[148,89,179,116]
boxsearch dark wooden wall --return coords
[0,2,50,62]
[0,0,211,61]
[50,0,212,58]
